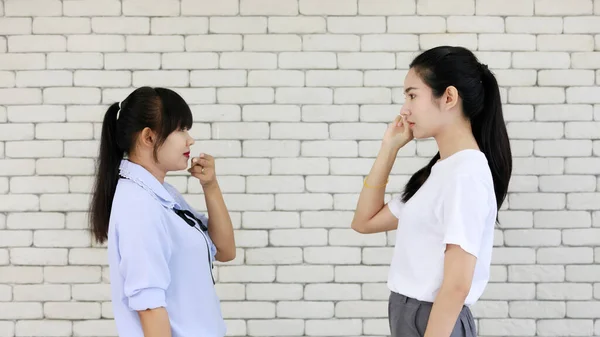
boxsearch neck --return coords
[434,120,480,160]
[128,152,166,183]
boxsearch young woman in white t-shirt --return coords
[351,46,512,337]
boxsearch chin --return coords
[170,160,189,172]
[412,130,424,140]
[179,161,189,171]
[412,128,433,140]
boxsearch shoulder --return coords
[444,173,491,197]
[115,179,163,209]
[438,152,494,200]
[444,151,493,189]
[111,179,168,228]
[440,171,497,223]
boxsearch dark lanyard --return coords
[173,208,208,232]
[171,208,215,285]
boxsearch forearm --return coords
[353,143,400,223]
[139,307,172,337]
[423,286,468,337]
[203,181,236,262]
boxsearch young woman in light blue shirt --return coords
[89,86,236,337]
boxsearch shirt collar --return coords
[119,159,179,209]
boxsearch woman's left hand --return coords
[188,153,217,188]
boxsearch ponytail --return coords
[401,152,440,203]
[90,102,123,244]
[472,66,512,211]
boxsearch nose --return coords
[399,105,410,117]
[187,133,195,146]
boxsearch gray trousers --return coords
[388,291,477,337]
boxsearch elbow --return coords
[216,248,236,262]
[444,281,471,300]
[455,284,471,299]
[226,248,237,261]
[351,221,368,234]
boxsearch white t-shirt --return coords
[386,149,497,306]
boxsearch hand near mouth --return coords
[188,153,217,188]
[382,114,414,150]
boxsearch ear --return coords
[139,127,155,148]
[443,85,459,111]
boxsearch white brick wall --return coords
[0,0,598,336]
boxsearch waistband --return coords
[390,291,470,309]
[389,291,433,306]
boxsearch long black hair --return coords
[401,46,512,213]
[90,87,193,244]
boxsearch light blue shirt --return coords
[107,159,226,337]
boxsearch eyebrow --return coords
[404,87,418,94]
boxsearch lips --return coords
[183,152,190,157]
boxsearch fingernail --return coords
[200,153,205,157]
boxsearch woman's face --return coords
[400,68,448,140]
[156,128,195,172]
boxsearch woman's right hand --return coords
[382,114,413,150]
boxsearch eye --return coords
[409,94,416,100]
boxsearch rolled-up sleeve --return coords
[116,197,172,311]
